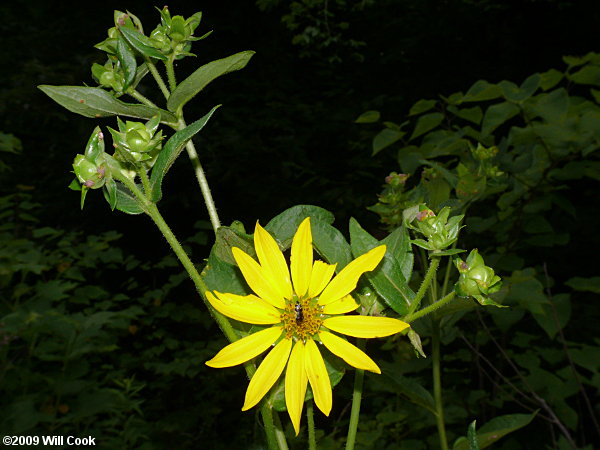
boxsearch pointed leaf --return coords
[355,110,380,123]
[452,412,537,450]
[150,105,220,202]
[265,205,335,248]
[481,102,520,136]
[410,112,444,140]
[114,181,145,215]
[38,85,177,125]
[116,34,137,89]
[349,218,414,314]
[118,26,167,60]
[373,128,405,155]
[167,51,255,112]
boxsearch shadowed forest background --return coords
[1,0,599,449]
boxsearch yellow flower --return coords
[205,217,409,435]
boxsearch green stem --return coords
[176,117,221,233]
[116,176,284,448]
[404,292,456,323]
[346,340,366,450]
[272,410,289,450]
[307,399,317,450]
[408,256,440,315]
[260,403,279,450]
[128,89,159,109]
[138,168,152,197]
[432,320,449,450]
[146,59,170,100]
[166,56,177,92]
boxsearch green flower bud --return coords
[407,205,464,251]
[107,115,163,168]
[454,249,502,304]
[73,155,106,189]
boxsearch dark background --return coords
[3,0,599,236]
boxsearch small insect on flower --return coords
[294,301,304,324]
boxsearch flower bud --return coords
[407,205,464,251]
[73,154,106,189]
[107,115,163,168]
[454,249,502,305]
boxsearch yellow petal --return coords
[285,340,308,435]
[304,338,332,416]
[206,291,281,325]
[319,330,380,373]
[232,247,286,309]
[322,315,409,338]
[242,338,292,411]
[254,222,293,299]
[318,246,386,305]
[308,260,337,298]
[206,327,283,368]
[291,217,313,298]
[321,294,359,315]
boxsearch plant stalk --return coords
[307,399,317,450]
[408,256,440,315]
[145,59,170,100]
[346,340,366,450]
[432,320,449,450]
[176,117,221,233]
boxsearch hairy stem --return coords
[146,59,170,100]
[307,399,317,450]
[346,339,366,450]
[432,320,449,450]
[408,256,440,315]
[404,292,456,323]
[176,117,221,233]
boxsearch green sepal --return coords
[68,178,81,191]
[118,26,168,61]
[80,186,88,210]
[84,126,105,162]
[430,248,466,257]
[104,178,118,211]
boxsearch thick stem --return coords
[260,403,279,450]
[146,59,170,100]
[166,56,177,92]
[408,256,440,315]
[272,410,290,450]
[307,399,317,450]
[346,340,366,450]
[176,117,221,233]
[128,90,159,109]
[432,320,449,450]
[404,292,456,323]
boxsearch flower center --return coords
[281,296,322,341]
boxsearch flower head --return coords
[205,217,409,434]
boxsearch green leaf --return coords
[431,248,465,257]
[349,218,414,314]
[409,99,437,116]
[38,85,177,125]
[467,421,480,450]
[114,181,145,215]
[377,364,437,415]
[167,51,255,112]
[118,26,167,60]
[539,68,563,91]
[481,102,520,136]
[568,64,600,86]
[565,276,600,293]
[448,105,483,125]
[355,110,380,123]
[311,220,353,271]
[265,205,335,248]
[453,411,537,450]
[462,80,503,102]
[410,112,444,140]
[373,128,404,155]
[116,34,137,89]
[381,225,413,281]
[202,248,248,296]
[500,74,540,103]
[213,226,256,265]
[150,105,221,202]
